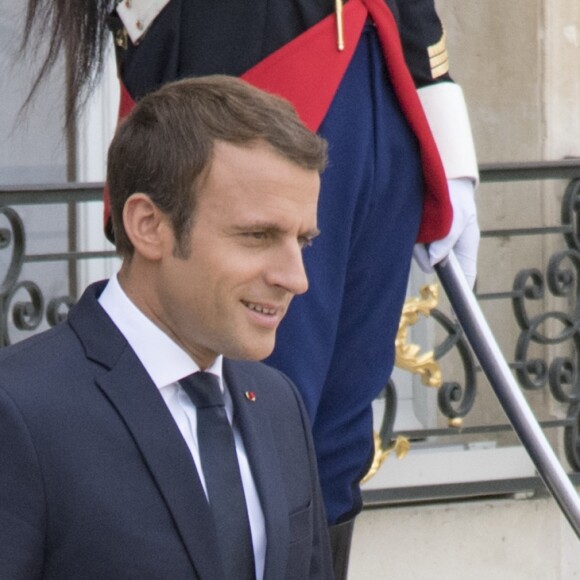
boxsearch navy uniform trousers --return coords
[266,24,423,524]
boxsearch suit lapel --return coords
[224,360,290,579]
[68,283,224,580]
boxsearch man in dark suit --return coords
[0,75,333,579]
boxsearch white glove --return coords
[413,177,480,288]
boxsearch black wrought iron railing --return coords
[0,184,115,345]
[2,161,580,506]
[365,159,580,507]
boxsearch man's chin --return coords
[250,345,276,362]
[225,338,276,362]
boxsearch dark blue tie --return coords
[180,372,255,580]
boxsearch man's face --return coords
[149,141,320,369]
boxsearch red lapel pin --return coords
[244,391,256,402]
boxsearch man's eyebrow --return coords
[231,222,320,238]
[231,221,281,231]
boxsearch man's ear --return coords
[122,193,169,260]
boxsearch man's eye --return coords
[249,231,268,240]
[299,238,314,250]
[241,231,269,242]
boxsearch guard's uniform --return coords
[108,0,478,524]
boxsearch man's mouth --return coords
[242,301,279,316]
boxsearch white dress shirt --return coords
[99,274,266,579]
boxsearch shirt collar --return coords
[98,274,224,390]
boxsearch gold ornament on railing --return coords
[361,433,410,484]
[363,284,443,482]
[395,284,442,389]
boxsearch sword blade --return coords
[435,250,580,539]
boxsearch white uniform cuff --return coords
[116,0,170,45]
[418,82,479,187]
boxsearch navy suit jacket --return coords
[0,282,333,579]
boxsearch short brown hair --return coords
[107,75,328,257]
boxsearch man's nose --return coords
[267,242,309,296]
